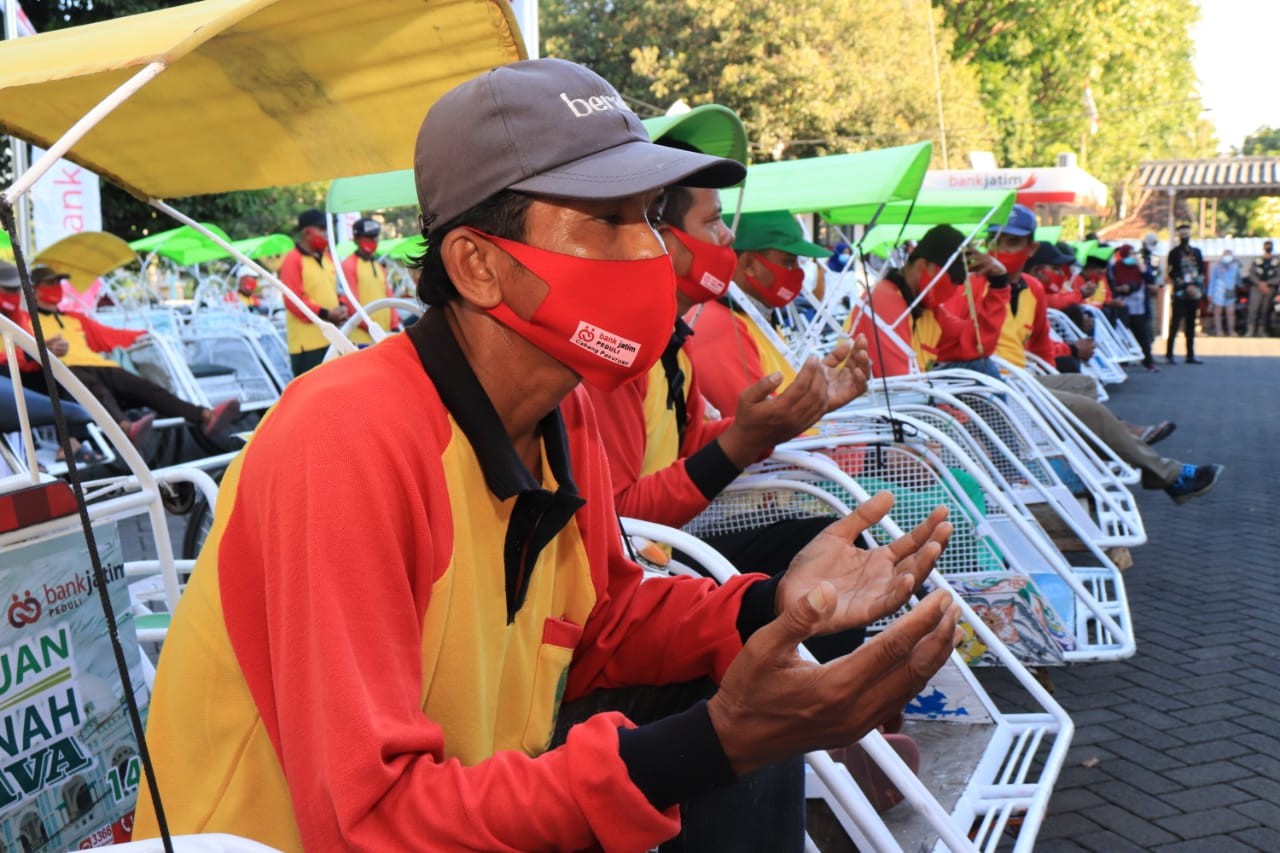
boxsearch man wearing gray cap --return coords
[137,59,958,851]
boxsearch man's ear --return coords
[440,228,506,309]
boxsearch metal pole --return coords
[509,0,540,59]
[923,0,949,169]
[3,0,31,257]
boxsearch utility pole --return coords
[923,0,949,169]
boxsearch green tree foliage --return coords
[1213,127,1280,236]
[934,0,1208,213]
[542,0,995,165]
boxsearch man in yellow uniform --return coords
[279,208,348,375]
[340,217,401,344]
[135,59,959,852]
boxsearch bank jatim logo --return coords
[7,591,41,629]
[576,327,596,344]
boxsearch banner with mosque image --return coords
[0,524,148,850]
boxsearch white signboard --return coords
[30,150,103,252]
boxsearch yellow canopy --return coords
[33,232,137,293]
[0,0,525,200]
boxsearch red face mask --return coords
[356,237,379,257]
[305,231,329,253]
[665,226,737,304]
[0,291,21,314]
[35,283,63,307]
[990,247,1031,276]
[239,276,258,295]
[1036,268,1066,290]
[918,263,959,310]
[475,230,677,391]
[745,253,804,308]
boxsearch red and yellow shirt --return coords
[135,310,772,852]
[279,246,338,354]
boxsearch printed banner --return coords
[0,525,148,850]
[30,150,103,253]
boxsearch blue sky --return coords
[1193,0,1279,151]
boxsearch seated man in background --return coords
[980,209,1222,504]
[18,265,240,449]
[685,210,836,416]
[587,118,871,661]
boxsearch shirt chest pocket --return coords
[520,617,583,756]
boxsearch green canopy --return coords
[828,189,1015,228]
[1075,240,1117,266]
[328,105,752,216]
[1035,225,1063,244]
[128,223,233,265]
[234,234,294,259]
[642,104,749,165]
[860,224,932,258]
[327,170,416,215]
[723,142,932,218]
[0,230,10,250]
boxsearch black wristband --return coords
[318,308,330,321]
[616,701,736,811]
[687,440,743,500]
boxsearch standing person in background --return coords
[1208,249,1242,336]
[340,217,402,345]
[280,208,348,376]
[1165,223,1205,364]
[1135,233,1162,370]
[1245,239,1279,338]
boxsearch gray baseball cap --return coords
[414,58,747,226]
[0,262,18,289]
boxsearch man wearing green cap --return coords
[686,209,836,416]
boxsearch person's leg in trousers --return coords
[1184,299,1197,359]
[1036,372,1100,398]
[697,516,866,662]
[94,367,205,424]
[1166,299,1185,360]
[1046,388,1182,487]
[552,680,806,853]
[69,366,129,425]
[1247,287,1264,336]
[290,347,327,377]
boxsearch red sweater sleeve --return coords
[214,344,762,852]
[849,280,913,378]
[684,302,762,416]
[933,277,1010,361]
[1046,286,1083,310]
[587,370,737,529]
[74,312,145,352]
[280,248,324,320]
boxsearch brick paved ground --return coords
[981,335,1280,850]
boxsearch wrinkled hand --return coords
[820,335,870,413]
[709,586,961,775]
[327,304,350,324]
[47,335,69,357]
[1074,337,1096,361]
[718,340,871,467]
[776,491,951,637]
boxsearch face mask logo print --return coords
[470,229,677,390]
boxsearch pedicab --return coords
[0,0,524,848]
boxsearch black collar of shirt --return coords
[407,309,585,622]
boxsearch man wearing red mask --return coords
[1026,241,1083,311]
[340,216,401,344]
[136,59,959,852]
[983,208,1221,504]
[20,265,240,450]
[279,208,348,376]
[847,224,1011,379]
[685,210,844,415]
